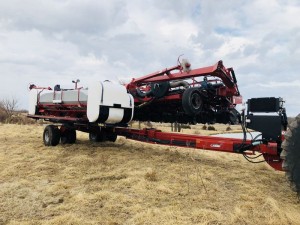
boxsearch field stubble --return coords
[0,124,300,225]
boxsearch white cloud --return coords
[0,0,299,116]
[259,81,300,88]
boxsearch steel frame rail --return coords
[115,127,283,171]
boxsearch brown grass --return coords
[0,124,300,225]
[0,112,36,125]
[207,125,216,131]
[130,121,242,136]
[144,169,158,182]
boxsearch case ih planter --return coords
[27,59,299,197]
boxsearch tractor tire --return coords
[89,129,107,142]
[61,129,76,144]
[182,88,203,116]
[43,125,60,146]
[281,114,300,196]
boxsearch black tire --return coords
[89,132,99,142]
[107,132,117,142]
[151,82,170,98]
[182,88,203,116]
[61,129,76,144]
[43,125,60,146]
[281,114,300,196]
[68,129,76,144]
[89,129,106,142]
[229,108,241,125]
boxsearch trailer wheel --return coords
[89,130,106,142]
[61,129,76,144]
[43,125,60,146]
[182,88,202,116]
[281,114,300,196]
[107,132,117,142]
[68,129,76,143]
[89,132,98,142]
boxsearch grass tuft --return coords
[207,125,216,131]
[145,169,158,181]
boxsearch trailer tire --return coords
[43,125,60,146]
[89,132,98,142]
[182,88,203,116]
[281,114,300,196]
[68,129,76,144]
[89,130,106,142]
[107,132,117,142]
[61,129,76,144]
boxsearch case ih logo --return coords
[210,144,221,148]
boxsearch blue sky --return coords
[0,0,299,116]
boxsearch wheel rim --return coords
[191,93,201,110]
[44,130,50,143]
[90,132,97,140]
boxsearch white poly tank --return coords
[28,81,134,126]
[87,81,134,124]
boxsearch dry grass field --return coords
[1,123,300,225]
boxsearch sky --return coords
[0,0,299,116]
